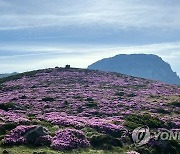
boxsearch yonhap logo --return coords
[132,126,151,146]
[132,126,180,147]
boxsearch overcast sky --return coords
[0,0,180,75]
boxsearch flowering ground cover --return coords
[0,67,179,153]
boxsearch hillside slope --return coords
[0,68,179,153]
[0,72,18,78]
[88,54,180,85]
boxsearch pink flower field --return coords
[0,67,179,153]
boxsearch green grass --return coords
[0,146,128,154]
[82,127,101,139]
[0,145,60,154]
[0,126,129,154]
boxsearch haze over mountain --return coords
[88,54,180,85]
[0,72,17,78]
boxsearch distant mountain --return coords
[88,54,180,85]
[0,72,18,78]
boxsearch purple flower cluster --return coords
[39,112,86,128]
[39,112,125,135]
[51,128,90,150]
[87,119,124,135]
[0,68,179,126]
[0,109,29,124]
[2,125,52,146]
[2,125,36,145]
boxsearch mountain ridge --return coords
[88,54,180,85]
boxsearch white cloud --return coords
[0,0,180,30]
[0,0,179,75]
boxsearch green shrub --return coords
[41,97,55,102]
[169,140,180,152]
[28,114,36,120]
[0,123,17,135]
[77,107,83,113]
[85,98,98,108]
[64,101,69,105]
[85,98,94,102]
[19,95,27,99]
[126,93,136,97]
[82,127,100,139]
[150,140,180,154]
[0,102,16,111]
[90,134,123,149]
[156,108,170,114]
[171,101,180,107]
[115,92,125,96]
[73,95,82,99]
[125,113,165,129]
[85,101,98,108]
